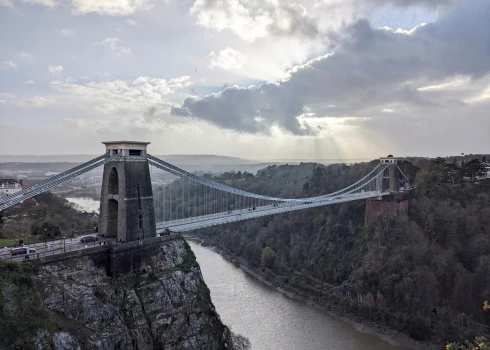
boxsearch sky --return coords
[0,0,489,160]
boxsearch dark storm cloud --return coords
[175,0,490,135]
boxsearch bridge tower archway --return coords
[107,199,119,237]
[98,141,156,242]
[108,167,119,194]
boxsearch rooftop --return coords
[102,141,151,146]
[0,179,19,184]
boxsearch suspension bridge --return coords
[0,142,411,244]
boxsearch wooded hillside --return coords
[194,157,490,344]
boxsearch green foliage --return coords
[0,236,40,247]
[185,158,490,344]
[2,191,93,241]
[260,247,275,268]
[181,239,199,272]
[407,317,432,341]
[0,210,5,238]
[231,332,252,350]
[416,170,444,188]
[0,259,57,350]
[447,336,490,350]
[31,219,62,239]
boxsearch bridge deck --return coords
[157,191,389,232]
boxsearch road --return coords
[156,190,388,233]
[0,235,117,261]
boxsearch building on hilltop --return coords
[477,162,490,180]
[0,178,22,196]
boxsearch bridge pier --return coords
[365,196,408,225]
[99,141,156,243]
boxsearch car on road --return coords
[10,247,36,256]
[79,236,99,243]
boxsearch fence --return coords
[0,232,181,261]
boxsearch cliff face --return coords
[1,238,233,350]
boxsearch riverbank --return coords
[185,234,435,350]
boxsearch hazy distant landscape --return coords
[0,154,373,175]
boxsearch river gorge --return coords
[66,196,408,349]
[189,240,407,350]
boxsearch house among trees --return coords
[90,213,99,223]
[0,178,22,196]
[477,162,490,180]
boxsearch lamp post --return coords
[63,236,66,253]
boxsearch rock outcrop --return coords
[1,238,233,350]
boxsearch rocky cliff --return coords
[0,238,233,350]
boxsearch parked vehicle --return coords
[10,247,36,256]
[79,236,99,243]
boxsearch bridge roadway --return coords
[157,190,389,233]
[0,235,117,261]
[0,191,389,261]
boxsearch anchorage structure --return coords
[0,142,412,240]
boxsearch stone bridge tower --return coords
[366,155,407,225]
[379,155,399,193]
[99,141,156,242]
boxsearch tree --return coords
[31,219,61,239]
[463,159,485,181]
[260,247,276,268]
[446,336,490,350]
[0,211,4,238]
[446,302,490,349]
[415,170,444,188]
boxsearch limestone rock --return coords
[32,238,232,350]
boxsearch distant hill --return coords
[0,154,377,176]
[0,154,276,175]
[0,154,256,165]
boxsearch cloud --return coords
[190,0,319,42]
[61,28,74,36]
[0,60,17,69]
[94,37,131,57]
[7,0,150,15]
[22,0,57,7]
[62,115,173,134]
[70,0,151,15]
[14,52,33,64]
[208,47,246,71]
[173,0,490,135]
[15,51,32,59]
[0,95,54,107]
[0,0,13,7]
[0,52,32,70]
[48,65,64,75]
[24,80,36,84]
[50,75,193,115]
[126,19,142,26]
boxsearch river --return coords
[189,240,408,350]
[65,197,100,213]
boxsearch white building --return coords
[477,162,490,180]
[0,179,22,196]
